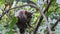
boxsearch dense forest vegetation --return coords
[0,0,60,34]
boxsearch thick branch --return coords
[40,7,52,34]
[0,4,39,20]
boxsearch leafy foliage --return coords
[0,0,60,34]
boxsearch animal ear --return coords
[25,10,34,15]
[25,11,28,14]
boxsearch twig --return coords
[51,18,60,30]
[47,18,60,34]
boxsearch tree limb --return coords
[0,4,38,20]
[47,18,60,34]
[33,0,54,34]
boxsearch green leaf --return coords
[8,0,14,4]
[9,15,18,29]
[32,0,37,3]
[7,29,14,34]
[0,0,5,4]
[57,8,60,13]
[46,6,57,17]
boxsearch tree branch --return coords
[47,18,60,34]
[51,18,60,30]
[0,0,53,34]
[33,0,54,34]
[0,4,39,20]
